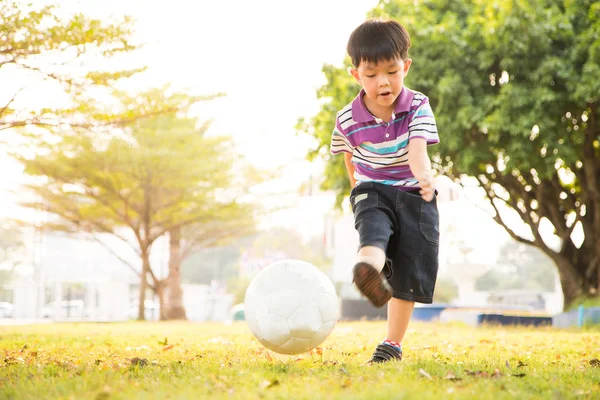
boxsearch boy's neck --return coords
[362,94,395,123]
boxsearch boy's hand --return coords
[407,139,435,202]
[418,174,434,202]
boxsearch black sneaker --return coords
[352,261,392,308]
[367,343,403,364]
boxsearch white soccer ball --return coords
[244,259,339,355]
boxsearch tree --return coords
[11,89,257,320]
[1,0,145,132]
[298,0,600,308]
[164,204,256,319]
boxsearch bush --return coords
[567,295,600,311]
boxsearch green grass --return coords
[1,321,599,399]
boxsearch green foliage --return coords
[567,295,600,311]
[0,0,144,131]
[433,276,459,303]
[299,0,600,306]
[296,62,359,207]
[301,0,599,195]
[368,0,599,180]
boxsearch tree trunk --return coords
[474,167,600,311]
[155,279,167,321]
[138,253,150,320]
[164,226,187,320]
[551,256,583,309]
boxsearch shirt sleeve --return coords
[330,117,355,155]
[408,97,440,145]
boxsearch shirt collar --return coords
[351,87,413,123]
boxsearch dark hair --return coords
[347,18,411,67]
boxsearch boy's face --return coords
[350,57,412,115]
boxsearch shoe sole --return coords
[353,262,392,308]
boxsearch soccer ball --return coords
[244,259,339,355]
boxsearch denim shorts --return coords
[350,181,440,304]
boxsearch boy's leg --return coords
[368,298,414,364]
[349,182,395,308]
[386,298,415,344]
[368,189,439,364]
[366,275,416,364]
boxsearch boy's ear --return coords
[349,67,362,85]
[403,58,412,77]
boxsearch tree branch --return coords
[145,261,161,289]
[22,188,139,253]
[0,58,16,68]
[0,118,94,131]
[15,62,74,86]
[474,176,534,246]
[0,87,25,118]
[492,172,550,243]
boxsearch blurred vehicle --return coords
[488,290,545,311]
[0,302,14,318]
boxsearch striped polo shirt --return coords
[330,87,439,189]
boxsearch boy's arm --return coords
[407,138,434,202]
[330,112,357,189]
[344,152,357,188]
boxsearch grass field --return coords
[1,321,599,399]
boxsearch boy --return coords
[330,18,440,363]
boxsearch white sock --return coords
[356,255,385,273]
